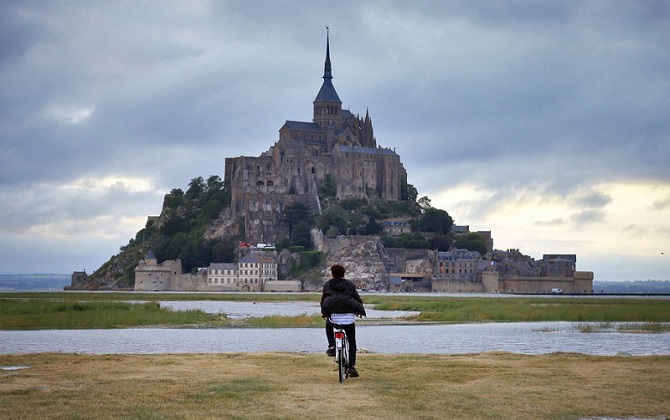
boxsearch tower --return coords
[313,28,342,129]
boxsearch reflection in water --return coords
[1,322,668,356]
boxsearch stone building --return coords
[431,248,499,293]
[382,219,412,236]
[134,250,288,292]
[134,250,186,291]
[224,31,407,244]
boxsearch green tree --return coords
[319,174,337,199]
[206,175,224,193]
[429,235,452,252]
[365,218,382,235]
[417,196,432,212]
[291,221,312,248]
[454,232,488,256]
[186,176,206,199]
[401,181,418,202]
[318,205,349,234]
[211,240,235,263]
[419,207,454,235]
[283,201,315,238]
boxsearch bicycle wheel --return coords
[335,331,347,383]
[342,334,349,380]
[337,346,346,383]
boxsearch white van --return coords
[551,288,564,294]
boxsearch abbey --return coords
[224,32,407,243]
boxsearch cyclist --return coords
[320,263,366,377]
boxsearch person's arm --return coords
[349,281,363,304]
[347,281,366,317]
[320,282,329,315]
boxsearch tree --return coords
[365,218,382,235]
[211,240,235,263]
[318,205,349,235]
[455,232,488,256]
[429,235,452,252]
[419,207,453,235]
[291,221,312,248]
[401,181,418,202]
[186,176,206,198]
[319,174,337,199]
[206,175,224,193]
[283,201,314,238]
[417,196,432,212]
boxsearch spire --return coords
[323,26,332,81]
[313,27,342,127]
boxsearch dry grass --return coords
[1,352,669,419]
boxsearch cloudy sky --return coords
[1,1,668,281]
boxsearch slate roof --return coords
[336,145,399,156]
[314,78,341,103]
[208,263,237,271]
[282,121,322,132]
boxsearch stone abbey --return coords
[127,31,593,294]
[224,31,407,244]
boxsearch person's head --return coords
[331,264,345,278]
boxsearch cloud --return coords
[0,1,669,280]
[652,195,670,211]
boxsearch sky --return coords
[1,1,668,281]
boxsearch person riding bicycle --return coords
[320,263,366,377]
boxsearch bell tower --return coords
[313,27,342,129]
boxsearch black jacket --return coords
[320,277,366,317]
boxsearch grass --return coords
[365,295,670,323]
[0,299,229,329]
[1,293,669,329]
[1,352,669,419]
[575,322,670,333]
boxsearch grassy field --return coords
[2,294,669,418]
[1,352,669,419]
[1,292,669,329]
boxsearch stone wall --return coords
[431,278,486,293]
[263,280,302,292]
[499,273,593,294]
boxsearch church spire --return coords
[313,26,342,128]
[323,26,332,81]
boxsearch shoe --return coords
[348,366,359,377]
[326,347,335,357]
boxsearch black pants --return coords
[325,319,357,367]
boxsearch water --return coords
[1,299,668,356]
[1,322,668,356]
[157,300,418,319]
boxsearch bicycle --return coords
[329,319,350,383]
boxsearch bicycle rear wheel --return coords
[343,335,349,380]
[335,331,348,383]
[337,347,346,383]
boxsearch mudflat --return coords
[1,352,669,419]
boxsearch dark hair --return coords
[331,264,345,278]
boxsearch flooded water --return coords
[1,300,668,356]
[1,322,668,356]
[157,300,419,319]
